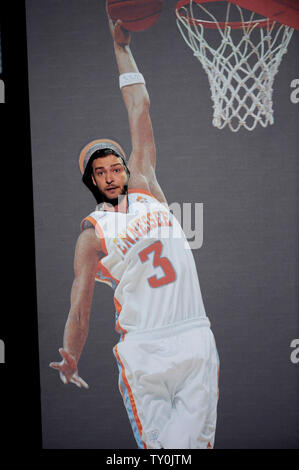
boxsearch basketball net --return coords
[175,1,294,131]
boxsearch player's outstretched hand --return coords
[49,348,89,389]
[107,15,131,47]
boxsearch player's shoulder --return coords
[80,209,109,232]
[76,224,102,253]
[128,188,162,206]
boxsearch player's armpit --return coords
[128,165,168,206]
[74,228,102,275]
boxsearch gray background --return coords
[26,0,299,449]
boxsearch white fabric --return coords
[114,318,219,449]
[82,191,219,449]
[119,72,145,89]
[82,191,207,335]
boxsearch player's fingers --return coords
[49,362,62,370]
[77,377,89,390]
[70,377,82,388]
[71,373,89,389]
[59,372,68,385]
[115,19,125,32]
[107,15,115,30]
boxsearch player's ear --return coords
[91,174,97,186]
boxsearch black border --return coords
[0,1,42,452]
[0,1,297,459]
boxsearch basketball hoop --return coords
[175,0,294,131]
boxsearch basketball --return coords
[107,0,163,32]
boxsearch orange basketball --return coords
[107,0,163,32]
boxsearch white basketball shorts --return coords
[113,317,220,449]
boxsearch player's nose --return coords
[105,171,114,184]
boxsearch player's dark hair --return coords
[82,148,130,204]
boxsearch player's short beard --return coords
[98,183,128,208]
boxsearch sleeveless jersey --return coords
[81,189,207,337]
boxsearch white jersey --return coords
[81,189,207,337]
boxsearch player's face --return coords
[91,154,128,200]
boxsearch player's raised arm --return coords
[108,16,167,204]
[49,229,101,388]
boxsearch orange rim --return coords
[176,0,275,29]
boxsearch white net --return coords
[175,1,294,131]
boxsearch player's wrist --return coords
[114,39,131,51]
[119,72,145,89]
[114,40,126,49]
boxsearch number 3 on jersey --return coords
[138,240,176,288]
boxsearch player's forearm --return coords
[114,42,150,110]
[114,42,139,74]
[63,308,90,364]
[64,230,98,364]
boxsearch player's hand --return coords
[107,16,131,46]
[49,348,89,389]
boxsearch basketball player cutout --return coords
[50,12,220,450]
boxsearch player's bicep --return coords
[125,93,167,204]
[127,99,156,174]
